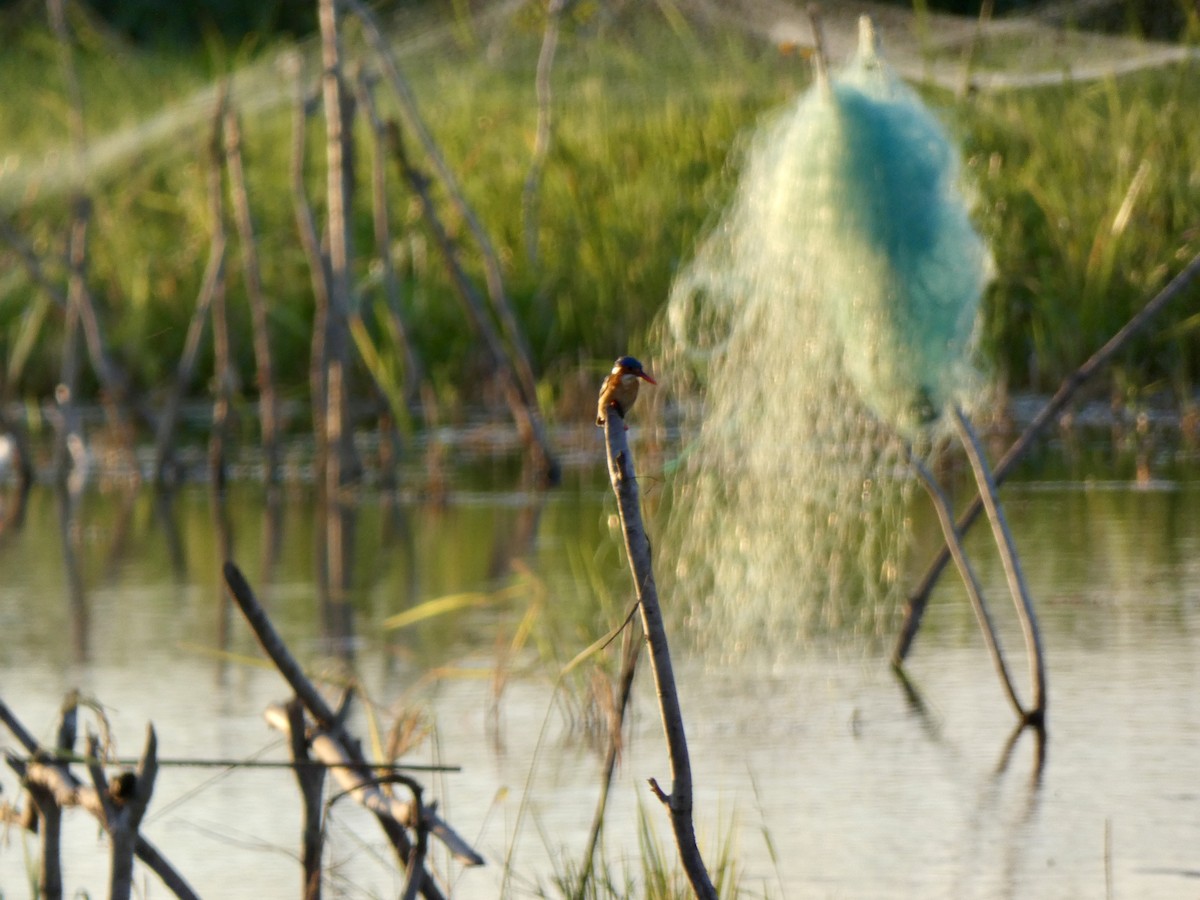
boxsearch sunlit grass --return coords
[958,61,1200,395]
[0,3,1197,415]
[544,805,746,899]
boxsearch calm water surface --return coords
[1,440,1198,898]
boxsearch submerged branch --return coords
[1,698,199,900]
[904,446,1027,720]
[953,406,1047,722]
[896,248,1200,662]
[223,562,458,899]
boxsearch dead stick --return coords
[5,757,197,900]
[953,406,1046,722]
[384,122,560,484]
[896,248,1200,663]
[317,0,360,491]
[264,704,483,866]
[286,699,325,900]
[904,445,1026,719]
[224,565,450,900]
[224,563,342,730]
[1,698,198,900]
[601,419,716,900]
[345,0,540,408]
[86,726,159,900]
[398,780,429,900]
[26,776,64,900]
[223,103,281,482]
[285,53,333,466]
[206,87,234,491]
[152,229,225,485]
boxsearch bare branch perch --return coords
[601,419,716,900]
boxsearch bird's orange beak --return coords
[638,371,657,385]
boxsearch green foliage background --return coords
[0,1,1197,423]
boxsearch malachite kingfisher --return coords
[596,355,657,427]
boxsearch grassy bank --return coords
[1,3,1197,424]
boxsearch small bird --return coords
[109,771,138,806]
[596,356,657,427]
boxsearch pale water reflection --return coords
[0,460,1198,898]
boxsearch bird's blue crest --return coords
[614,356,644,371]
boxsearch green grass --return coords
[958,64,1200,396]
[545,805,746,899]
[0,3,1197,420]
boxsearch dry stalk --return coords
[206,87,234,490]
[223,104,281,481]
